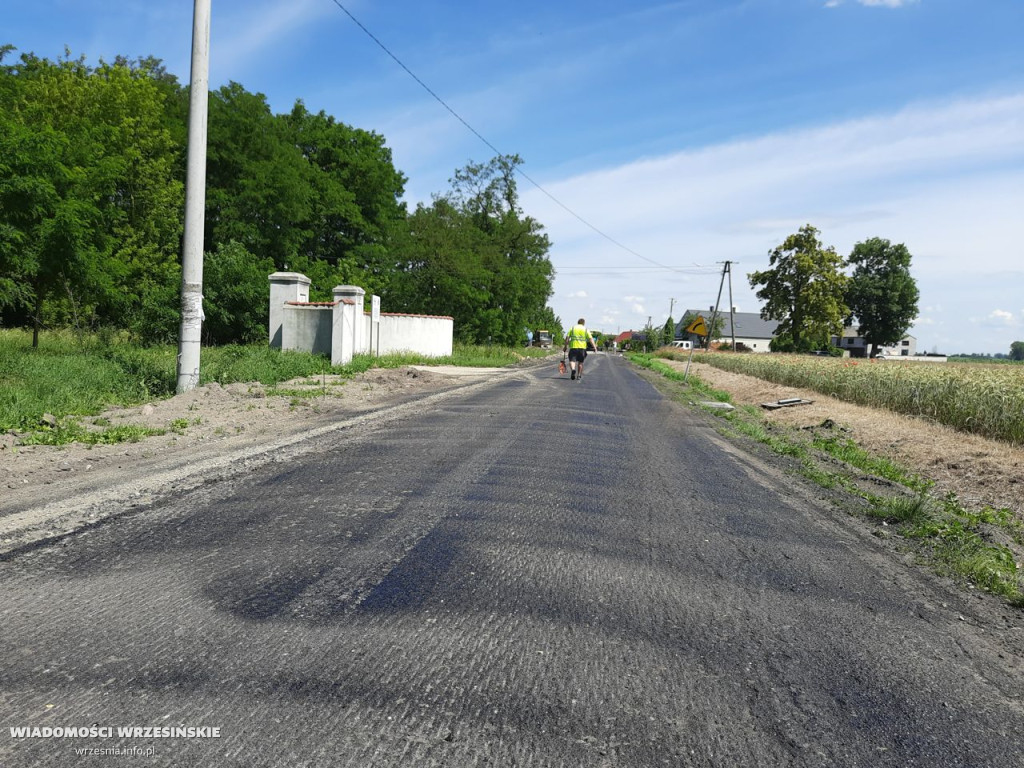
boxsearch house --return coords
[833,328,917,358]
[677,308,779,353]
[611,330,644,349]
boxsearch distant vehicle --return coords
[668,340,693,350]
[532,330,553,349]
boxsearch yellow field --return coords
[687,353,1024,446]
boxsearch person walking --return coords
[562,318,598,381]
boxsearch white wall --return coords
[710,336,772,352]
[364,314,454,357]
[269,274,454,364]
[281,305,333,356]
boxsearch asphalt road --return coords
[2,354,1022,767]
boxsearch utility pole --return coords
[176,0,212,393]
[726,262,736,351]
[709,261,737,351]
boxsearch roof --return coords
[678,310,779,340]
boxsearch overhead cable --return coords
[328,0,713,276]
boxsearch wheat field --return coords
[687,353,1024,446]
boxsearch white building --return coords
[834,328,917,358]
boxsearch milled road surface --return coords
[2,354,1022,767]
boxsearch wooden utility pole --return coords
[176,0,212,393]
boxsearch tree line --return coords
[0,47,559,347]
[748,224,919,357]
[611,226,921,358]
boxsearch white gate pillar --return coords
[268,272,311,348]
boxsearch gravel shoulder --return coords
[0,364,537,554]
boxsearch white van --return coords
[668,340,692,350]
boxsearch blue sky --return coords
[6,0,1024,354]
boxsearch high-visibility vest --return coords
[567,324,588,349]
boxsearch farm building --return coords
[833,328,917,358]
[677,309,778,353]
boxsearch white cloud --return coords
[988,310,1019,326]
[567,290,588,299]
[523,91,1024,353]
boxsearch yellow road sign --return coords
[685,315,709,336]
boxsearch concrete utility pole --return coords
[709,261,737,350]
[726,262,736,351]
[176,0,212,393]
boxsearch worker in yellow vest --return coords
[562,318,598,381]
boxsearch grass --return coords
[904,496,1023,600]
[630,351,1024,605]
[627,353,732,402]
[811,434,931,493]
[17,421,166,447]
[0,330,543,445]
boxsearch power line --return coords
[328,0,701,276]
[558,266,719,272]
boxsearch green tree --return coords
[387,155,555,345]
[202,241,276,344]
[386,198,490,342]
[0,50,182,344]
[845,237,919,358]
[638,321,661,352]
[662,316,675,346]
[447,154,554,345]
[203,90,409,305]
[1010,341,1024,362]
[283,101,407,288]
[748,225,849,353]
[205,83,312,269]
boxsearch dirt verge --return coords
[674,359,1024,521]
[0,365,532,554]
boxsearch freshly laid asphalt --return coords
[2,354,1022,767]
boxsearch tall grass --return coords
[672,351,1024,446]
[0,330,540,432]
[0,331,166,431]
